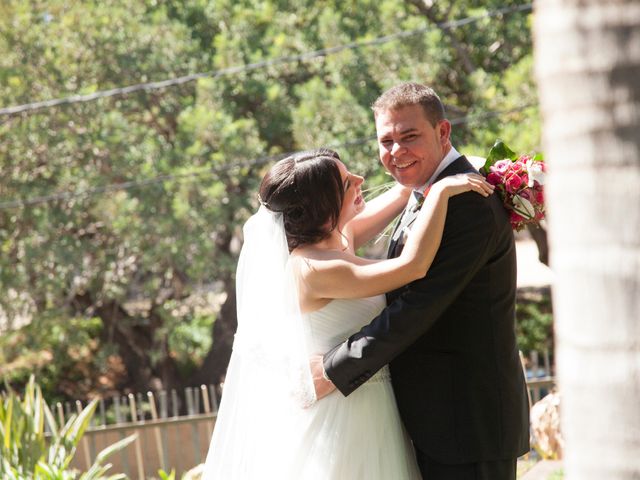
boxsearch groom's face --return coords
[375,104,451,188]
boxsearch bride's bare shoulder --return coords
[290,246,377,278]
[290,246,342,278]
[291,245,343,262]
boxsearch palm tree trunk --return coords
[534,1,640,478]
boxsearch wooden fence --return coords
[57,385,218,479]
[522,349,555,404]
[58,351,554,479]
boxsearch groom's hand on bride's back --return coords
[310,354,336,401]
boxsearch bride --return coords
[202,148,493,479]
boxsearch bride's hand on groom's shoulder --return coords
[310,354,337,401]
[434,173,495,199]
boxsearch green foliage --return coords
[548,469,564,480]
[0,316,106,399]
[0,376,136,479]
[481,140,518,174]
[0,0,539,395]
[157,469,176,480]
[516,289,554,356]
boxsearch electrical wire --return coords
[0,4,532,118]
[0,103,538,210]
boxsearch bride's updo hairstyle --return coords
[259,149,345,251]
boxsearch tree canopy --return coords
[0,0,539,400]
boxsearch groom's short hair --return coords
[372,82,445,127]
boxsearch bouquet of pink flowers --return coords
[481,141,546,231]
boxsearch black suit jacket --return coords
[324,156,530,464]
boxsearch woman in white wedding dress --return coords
[202,149,493,479]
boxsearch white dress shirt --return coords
[407,146,462,209]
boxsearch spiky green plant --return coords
[0,376,136,479]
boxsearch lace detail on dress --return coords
[289,362,317,408]
[366,366,392,384]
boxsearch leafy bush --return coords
[516,287,554,356]
[0,315,110,401]
[0,376,135,479]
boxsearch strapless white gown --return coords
[203,295,421,479]
[291,295,422,479]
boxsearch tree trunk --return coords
[527,224,549,266]
[534,1,640,478]
[404,0,476,75]
[193,181,244,392]
[73,293,182,393]
[193,275,237,392]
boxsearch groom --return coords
[312,82,530,480]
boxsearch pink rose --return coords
[491,160,511,176]
[505,173,523,193]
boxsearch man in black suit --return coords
[311,82,530,480]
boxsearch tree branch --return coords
[404,0,476,75]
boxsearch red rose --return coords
[519,189,532,201]
[511,160,526,174]
[505,173,524,194]
[487,172,502,185]
[510,210,526,230]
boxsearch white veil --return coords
[202,206,316,479]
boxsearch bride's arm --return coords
[345,183,412,250]
[297,174,493,301]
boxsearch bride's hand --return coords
[310,354,336,402]
[431,173,495,198]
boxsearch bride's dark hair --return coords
[259,149,345,251]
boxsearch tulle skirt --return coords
[202,362,421,480]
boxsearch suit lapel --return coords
[387,207,420,258]
[387,216,403,258]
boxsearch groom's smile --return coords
[375,104,451,188]
[391,158,417,169]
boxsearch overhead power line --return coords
[0,3,532,118]
[0,103,538,211]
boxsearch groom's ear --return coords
[437,119,451,148]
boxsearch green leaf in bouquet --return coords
[482,140,518,174]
